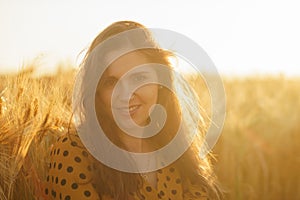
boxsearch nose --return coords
[113,80,135,103]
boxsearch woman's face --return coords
[95,52,159,130]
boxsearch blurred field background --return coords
[0,65,299,200]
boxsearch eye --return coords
[102,77,117,87]
[133,74,147,82]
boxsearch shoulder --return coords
[49,132,95,173]
[160,164,211,200]
[44,132,101,200]
[183,178,211,200]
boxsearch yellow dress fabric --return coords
[44,133,210,200]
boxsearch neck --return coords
[116,127,149,153]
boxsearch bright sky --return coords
[0,0,299,76]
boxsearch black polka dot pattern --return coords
[61,179,66,186]
[67,166,73,173]
[44,133,100,200]
[146,186,152,192]
[71,183,78,189]
[44,133,210,200]
[84,190,91,197]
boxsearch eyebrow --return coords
[98,76,117,85]
[128,71,152,77]
[105,71,153,80]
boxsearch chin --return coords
[118,119,147,131]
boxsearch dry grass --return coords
[0,66,299,200]
[0,66,75,200]
[212,77,300,200]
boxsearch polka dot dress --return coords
[44,133,210,200]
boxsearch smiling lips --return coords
[115,105,141,116]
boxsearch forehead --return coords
[104,51,154,78]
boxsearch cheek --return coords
[95,90,113,114]
[143,85,159,104]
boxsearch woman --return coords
[44,21,222,200]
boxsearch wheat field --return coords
[0,66,299,200]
